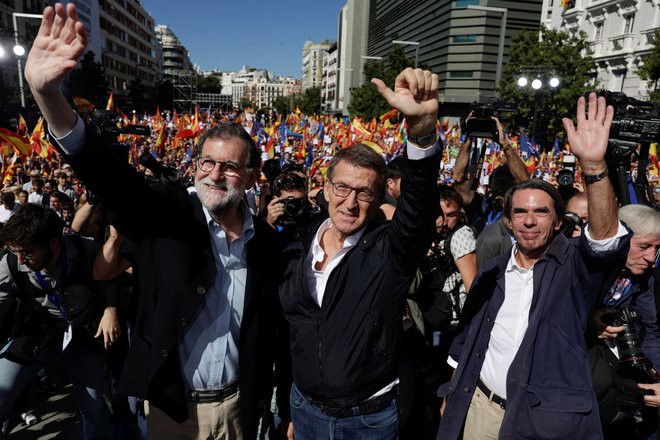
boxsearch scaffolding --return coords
[172,70,197,113]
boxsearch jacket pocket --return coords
[516,384,597,439]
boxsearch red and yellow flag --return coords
[73,96,95,114]
[0,127,30,158]
[17,114,28,136]
[106,92,115,111]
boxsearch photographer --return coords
[265,171,317,242]
[588,204,660,438]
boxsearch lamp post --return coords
[13,12,43,108]
[463,5,507,88]
[517,66,561,139]
[391,40,420,68]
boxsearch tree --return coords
[240,97,256,110]
[638,30,660,103]
[498,27,595,142]
[195,74,223,94]
[348,45,416,119]
[129,78,147,114]
[155,79,174,111]
[273,95,291,116]
[298,87,322,115]
[65,51,108,108]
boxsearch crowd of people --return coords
[2,3,660,440]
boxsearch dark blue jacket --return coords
[437,231,630,440]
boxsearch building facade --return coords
[155,24,193,77]
[99,0,158,100]
[321,41,339,112]
[302,39,336,91]
[542,0,660,100]
[362,0,543,110]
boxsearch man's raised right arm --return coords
[24,3,86,139]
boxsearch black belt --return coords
[310,387,397,419]
[477,378,506,409]
[186,384,238,403]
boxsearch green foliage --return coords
[348,45,416,119]
[297,87,322,115]
[498,27,595,140]
[240,97,256,110]
[273,95,291,115]
[155,79,174,111]
[195,75,223,94]
[638,30,660,103]
[66,51,108,108]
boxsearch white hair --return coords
[618,204,660,238]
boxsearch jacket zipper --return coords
[317,318,327,393]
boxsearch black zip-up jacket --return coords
[279,151,440,408]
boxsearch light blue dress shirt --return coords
[178,201,254,390]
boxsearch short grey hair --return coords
[619,204,660,238]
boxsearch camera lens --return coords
[557,169,574,187]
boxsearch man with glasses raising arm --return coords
[279,67,441,439]
[23,4,289,439]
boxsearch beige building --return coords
[302,39,335,90]
[99,0,158,100]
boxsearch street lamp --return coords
[13,12,43,108]
[391,40,420,68]
[517,66,562,139]
[463,5,507,87]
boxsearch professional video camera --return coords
[91,110,151,140]
[604,307,660,384]
[278,196,312,228]
[556,154,577,188]
[586,90,660,205]
[464,97,518,139]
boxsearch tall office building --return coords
[335,0,370,115]
[99,0,158,101]
[155,24,193,76]
[542,0,659,100]
[364,0,543,110]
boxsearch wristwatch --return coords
[583,169,608,184]
[408,131,438,147]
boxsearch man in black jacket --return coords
[24,4,289,439]
[279,67,441,439]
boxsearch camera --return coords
[589,90,660,145]
[560,211,582,237]
[605,307,659,383]
[425,240,454,274]
[464,98,517,139]
[556,155,576,188]
[278,196,311,227]
[91,110,151,139]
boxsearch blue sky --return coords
[141,0,346,77]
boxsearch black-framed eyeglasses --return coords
[196,158,246,177]
[7,247,36,260]
[328,179,375,202]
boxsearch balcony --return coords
[640,28,660,48]
[608,33,635,53]
[588,39,605,56]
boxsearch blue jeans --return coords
[0,334,106,440]
[290,383,398,440]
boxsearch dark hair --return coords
[489,164,515,198]
[503,179,564,221]
[57,172,69,179]
[386,157,402,181]
[0,203,64,247]
[195,123,261,170]
[1,192,15,205]
[438,184,463,209]
[327,144,387,201]
[273,171,307,197]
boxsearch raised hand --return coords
[372,68,438,136]
[25,3,88,97]
[562,92,613,173]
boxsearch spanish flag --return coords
[0,127,30,158]
[73,96,95,114]
[17,114,28,136]
[106,92,115,111]
[379,108,399,122]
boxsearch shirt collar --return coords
[311,217,367,261]
[201,200,255,242]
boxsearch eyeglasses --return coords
[328,179,375,202]
[196,158,246,177]
[8,247,36,260]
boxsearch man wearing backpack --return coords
[0,203,117,440]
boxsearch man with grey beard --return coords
[23,4,290,439]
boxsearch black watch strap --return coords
[583,169,608,184]
[408,132,438,146]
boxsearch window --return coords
[455,0,479,7]
[453,35,477,43]
[595,23,603,40]
[450,71,474,78]
[624,14,635,33]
